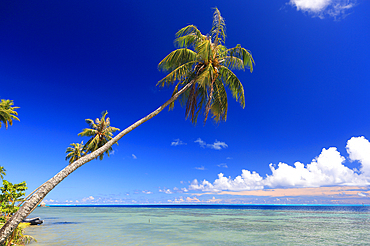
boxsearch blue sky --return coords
[1,0,370,204]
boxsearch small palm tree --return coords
[0,99,19,129]
[65,142,85,164]
[77,111,120,160]
[158,8,254,123]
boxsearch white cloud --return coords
[132,154,137,159]
[142,190,152,194]
[195,138,228,150]
[171,139,187,146]
[81,196,95,203]
[189,136,370,192]
[190,171,264,192]
[290,0,332,12]
[211,141,228,150]
[358,192,367,197]
[289,0,356,18]
[195,138,206,147]
[181,187,189,192]
[346,136,370,176]
[159,188,173,194]
[195,166,206,170]
[218,163,228,168]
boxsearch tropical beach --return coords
[1,0,369,244]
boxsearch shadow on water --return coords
[52,221,82,225]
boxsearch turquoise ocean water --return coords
[25,205,370,245]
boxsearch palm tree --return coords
[0,99,19,129]
[158,8,254,124]
[65,142,85,164]
[0,8,254,242]
[78,111,120,160]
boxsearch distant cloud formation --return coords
[289,0,356,18]
[217,163,228,168]
[81,196,95,203]
[190,136,370,192]
[159,188,173,194]
[195,166,206,170]
[358,192,367,197]
[171,139,187,146]
[132,154,137,159]
[195,138,228,150]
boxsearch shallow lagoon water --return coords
[26,205,370,245]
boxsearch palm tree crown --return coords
[77,111,120,160]
[65,142,85,164]
[0,99,20,129]
[158,8,254,124]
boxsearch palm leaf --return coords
[195,39,212,62]
[219,66,245,108]
[222,56,245,70]
[226,45,254,72]
[78,128,97,137]
[157,61,196,87]
[176,25,203,41]
[158,48,197,72]
[195,63,214,89]
[211,77,228,122]
[210,8,226,46]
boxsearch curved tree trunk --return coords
[0,81,193,244]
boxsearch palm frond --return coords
[176,25,203,41]
[157,61,196,87]
[84,119,97,130]
[226,45,254,72]
[219,66,245,108]
[211,79,228,122]
[168,82,181,111]
[104,126,120,135]
[210,8,226,46]
[84,134,101,152]
[158,49,197,72]
[222,56,245,70]
[211,77,228,122]
[195,39,212,62]
[78,128,97,137]
[195,63,213,89]
[183,83,207,124]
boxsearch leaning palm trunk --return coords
[0,81,194,244]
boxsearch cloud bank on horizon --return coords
[289,0,356,18]
[190,136,370,192]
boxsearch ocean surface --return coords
[25,204,370,245]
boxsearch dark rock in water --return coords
[23,217,44,225]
